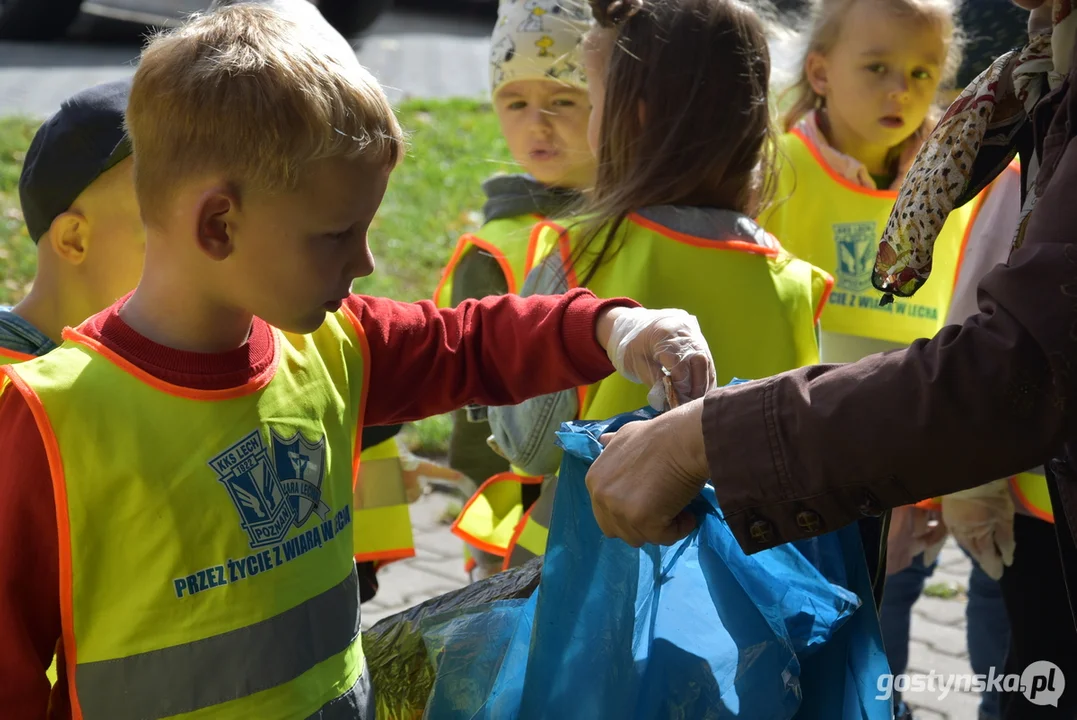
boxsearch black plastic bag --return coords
[364,557,543,720]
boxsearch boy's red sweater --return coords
[0,289,632,718]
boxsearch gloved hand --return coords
[941,479,1016,581]
[886,504,948,575]
[597,307,716,410]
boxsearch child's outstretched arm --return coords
[486,257,581,476]
[347,290,714,427]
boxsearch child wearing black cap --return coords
[0,79,143,363]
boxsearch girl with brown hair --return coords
[478,0,832,570]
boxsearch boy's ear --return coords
[805,51,829,97]
[195,186,239,261]
[46,211,89,266]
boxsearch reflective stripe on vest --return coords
[354,437,414,563]
[432,214,544,308]
[1011,467,1054,523]
[760,129,984,346]
[75,569,363,719]
[491,213,830,566]
[1,309,371,719]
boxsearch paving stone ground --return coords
[365,482,987,719]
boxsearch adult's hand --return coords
[585,399,710,547]
[886,505,948,575]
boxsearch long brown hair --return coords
[573,0,777,287]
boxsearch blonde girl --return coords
[762,3,1020,719]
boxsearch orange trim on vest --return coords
[354,547,415,564]
[788,128,899,200]
[628,212,781,257]
[502,504,537,572]
[0,347,36,362]
[1009,475,1054,523]
[450,471,543,557]
[340,305,373,484]
[60,326,281,402]
[433,235,470,304]
[913,498,942,512]
[0,365,84,719]
[434,225,536,304]
[814,273,835,326]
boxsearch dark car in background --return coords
[0,0,392,40]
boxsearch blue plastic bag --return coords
[422,407,891,719]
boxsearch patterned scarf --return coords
[872,2,1075,302]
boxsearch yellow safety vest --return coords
[557,213,831,418]
[0,309,379,719]
[1012,468,1054,523]
[455,213,833,565]
[433,213,544,308]
[354,436,415,566]
[452,469,543,564]
[760,128,985,346]
[436,214,550,571]
[765,131,1054,523]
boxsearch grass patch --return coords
[0,99,515,454]
[923,581,964,600]
[401,413,455,458]
[0,116,38,303]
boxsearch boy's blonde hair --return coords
[778,0,964,131]
[126,4,404,225]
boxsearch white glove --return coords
[604,308,717,411]
[941,479,1016,581]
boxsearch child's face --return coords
[78,157,147,310]
[807,0,945,159]
[494,79,595,190]
[217,153,390,334]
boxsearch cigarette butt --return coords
[664,375,679,410]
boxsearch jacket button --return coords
[796,510,823,535]
[749,518,774,544]
[858,491,884,518]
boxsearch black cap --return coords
[18,79,133,243]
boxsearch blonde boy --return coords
[0,5,712,716]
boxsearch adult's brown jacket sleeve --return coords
[703,78,1077,555]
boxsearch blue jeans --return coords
[879,551,1010,719]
